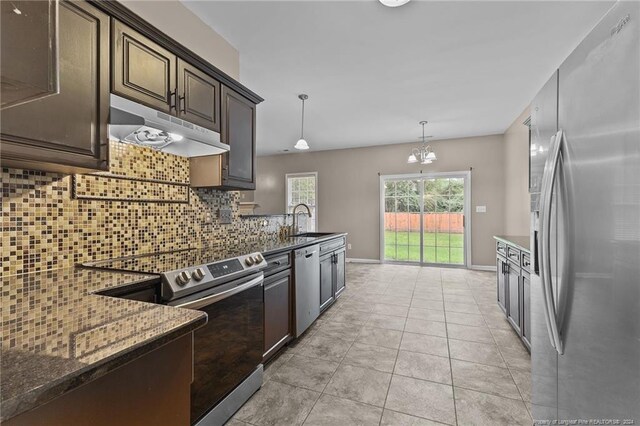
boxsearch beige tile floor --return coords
[229,263,532,426]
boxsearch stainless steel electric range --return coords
[86,248,268,426]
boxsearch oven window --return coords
[191,281,264,423]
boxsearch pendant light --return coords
[408,121,437,165]
[294,94,309,150]
[379,0,410,7]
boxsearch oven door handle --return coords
[175,274,264,310]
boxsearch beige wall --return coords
[120,0,240,80]
[253,135,506,266]
[503,107,531,236]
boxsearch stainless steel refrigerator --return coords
[530,1,639,423]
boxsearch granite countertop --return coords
[494,235,531,253]
[245,233,347,257]
[0,268,207,422]
[84,233,348,274]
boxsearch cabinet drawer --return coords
[496,241,507,256]
[320,237,346,254]
[264,252,291,276]
[521,252,531,271]
[507,246,520,265]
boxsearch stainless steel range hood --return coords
[109,94,229,157]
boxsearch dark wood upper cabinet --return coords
[177,59,220,132]
[0,0,110,173]
[220,86,256,190]
[112,20,176,113]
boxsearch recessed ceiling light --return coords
[379,0,410,8]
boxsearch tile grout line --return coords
[377,271,416,426]
[442,269,460,426]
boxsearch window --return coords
[286,172,317,232]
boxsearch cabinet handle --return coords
[179,95,186,113]
[168,90,177,111]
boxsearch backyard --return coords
[384,230,464,264]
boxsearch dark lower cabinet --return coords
[320,254,334,311]
[521,272,531,350]
[334,249,346,297]
[497,255,508,313]
[319,239,347,313]
[507,262,521,333]
[494,238,530,352]
[263,269,292,362]
[1,0,110,173]
[6,334,193,426]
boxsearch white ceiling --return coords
[183,0,613,156]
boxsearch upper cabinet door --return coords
[177,59,220,132]
[112,20,176,112]
[221,86,256,190]
[0,0,110,173]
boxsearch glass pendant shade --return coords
[407,154,418,163]
[294,139,309,150]
[379,0,410,7]
[295,94,310,150]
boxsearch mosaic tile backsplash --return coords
[1,140,300,277]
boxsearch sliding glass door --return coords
[381,173,469,266]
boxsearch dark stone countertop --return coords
[84,233,348,274]
[494,235,531,253]
[246,233,348,257]
[0,268,207,422]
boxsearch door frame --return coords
[379,171,472,268]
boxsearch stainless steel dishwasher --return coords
[294,244,320,337]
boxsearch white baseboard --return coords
[346,258,380,264]
[470,265,497,272]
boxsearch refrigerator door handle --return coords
[539,129,565,355]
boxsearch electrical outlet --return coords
[218,208,232,224]
[475,205,487,213]
[204,210,213,225]
[348,244,352,250]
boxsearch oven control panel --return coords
[162,252,267,301]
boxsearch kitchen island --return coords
[1,268,206,425]
[494,235,531,351]
[1,232,347,424]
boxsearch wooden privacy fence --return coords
[384,213,464,233]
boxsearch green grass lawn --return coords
[384,230,464,264]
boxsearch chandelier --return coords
[407,121,437,164]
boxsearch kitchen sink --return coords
[290,232,334,238]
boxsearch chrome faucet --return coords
[292,203,312,235]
